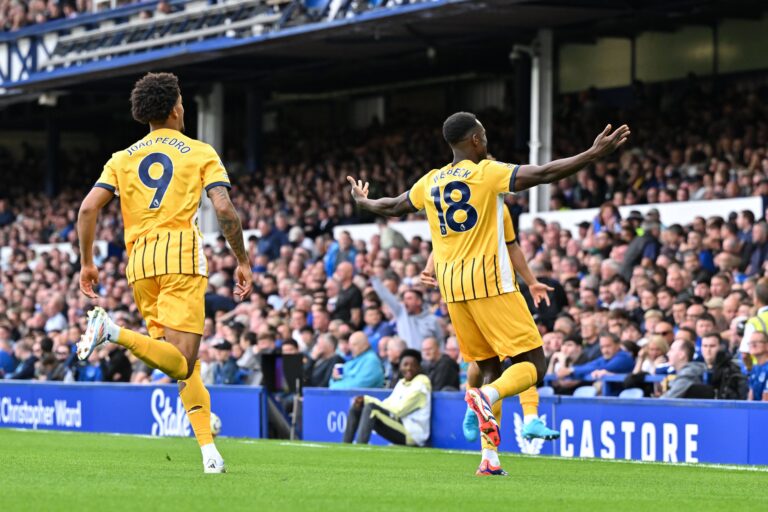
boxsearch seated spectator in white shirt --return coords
[343,349,431,446]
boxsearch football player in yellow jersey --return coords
[76,73,252,474]
[348,111,629,475]
[421,206,559,475]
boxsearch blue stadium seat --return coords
[573,386,598,398]
[537,386,555,397]
[619,388,645,399]
[305,0,331,16]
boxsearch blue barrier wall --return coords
[0,382,264,438]
[303,388,768,465]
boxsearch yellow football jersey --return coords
[408,159,520,303]
[94,128,230,283]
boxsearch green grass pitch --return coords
[1,429,765,512]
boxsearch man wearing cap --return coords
[212,340,240,385]
[370,267,442,350]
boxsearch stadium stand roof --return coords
[0,0,762,100]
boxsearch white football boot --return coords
[203,458,227,474]
[77,307,115,360]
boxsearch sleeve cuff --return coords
[509,164,520,193]
[505,238,517,245]
[94,182,116,194]
[205,181,232,192]
[405,191,418,213]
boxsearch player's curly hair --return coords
[130,72,180,124]
[442,111,478,145]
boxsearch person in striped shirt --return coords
[76,72,252,474]
[348,111,629,474]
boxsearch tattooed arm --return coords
[207,186,252,300]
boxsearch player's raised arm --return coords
[346,176,418,217]
[512,124,630,193]
[77,187,115,298]
[207,185,253,301]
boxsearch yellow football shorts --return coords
[447,291,542,362]
[132,274,207,339]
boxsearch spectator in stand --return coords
[557,332,634,385]
[305,333,345,387]
[740,278,768,370]
[362,303,395,354]
[661,340,706,399]
[78,350,104,382]
[747,331,768,401]
[632,335,669,375]
[332,262,362,328]
[377,217,408,251]
[0,199,14,226]
[548,338,588,395]
[420,336,459,391]
[620,221,661,280]
[700,332,747,400]
[370,267,442,350]
[526,261,568,331]
[324,231,357,276]
[48,344,74,381]
[329,331,383,389]
[212,340,240,385]
[257,219,288,261]
[342,349,431,446]
[101,343,132,382]
[746,222,768,277]
[580,315,600,361]
[5,340,36,379]
[383,336,406,388]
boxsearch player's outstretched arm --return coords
[513,124,630,193]
[207,186,253,301]
[77,187,114,298]
[346,177,417,217]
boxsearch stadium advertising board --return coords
[304,389,768,465]
[0,382,263,438]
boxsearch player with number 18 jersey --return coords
[407,159,541,363]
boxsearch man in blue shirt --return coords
[330,332,384,389]
[748,331,768,401]
[362,305,395,354]
[557,332,634,381]
[257,219,289,261]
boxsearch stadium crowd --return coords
[0,0,179,31]
[3,78,768,403]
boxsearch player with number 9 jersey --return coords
[95,130,229,284]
